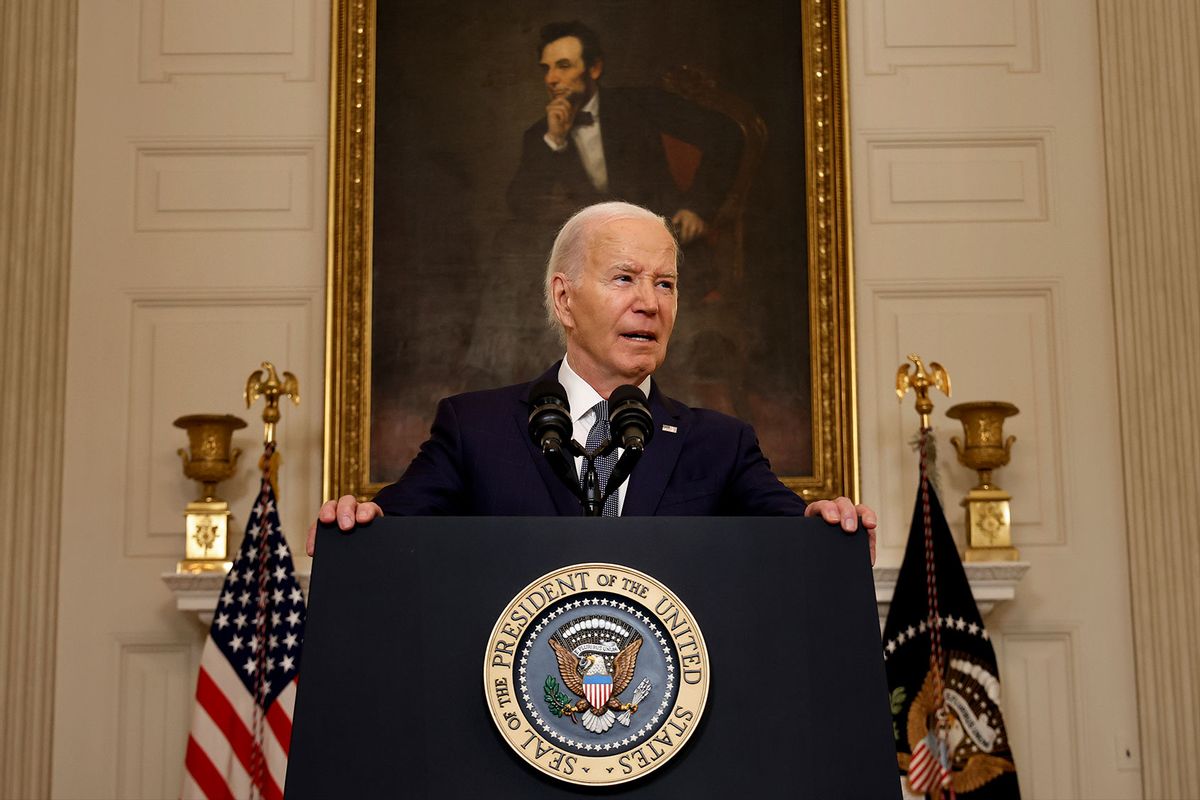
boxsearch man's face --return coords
[553,218,679,394]
[540,36,602,105]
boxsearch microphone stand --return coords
[574,438,614,517]
[577,439,647,517]
[542,435,645,517]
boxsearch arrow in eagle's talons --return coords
[617,679,652,726]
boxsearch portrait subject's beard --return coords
[566,80,597,110]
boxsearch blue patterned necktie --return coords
[582,400,619,517]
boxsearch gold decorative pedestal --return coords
[174,413,247,573]
[946,401,1020,562]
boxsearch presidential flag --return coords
[183,442,306,800]
[883,429,1020,799]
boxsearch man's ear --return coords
[551,273,574,329]
[588,58,604,82]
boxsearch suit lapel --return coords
[621,381,686,516]
[514,365,582,516]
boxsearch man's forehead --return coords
[540,36,583,64]
[588,221,677,268]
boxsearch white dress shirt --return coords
[557,357,652,516]
[543,91,609,192]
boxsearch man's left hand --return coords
[805,497,878,565]
[671,209,707,245]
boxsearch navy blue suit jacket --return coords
[372,366,806,517]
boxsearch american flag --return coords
[908,732,953,793]
[182,444,305,800]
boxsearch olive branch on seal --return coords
[544,675,574,719]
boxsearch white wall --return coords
[53,1,327,795]
[850,0,1140,797]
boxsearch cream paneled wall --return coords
[53,1,328,796]
[850,0,1141,798]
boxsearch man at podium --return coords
[308,201,875,559]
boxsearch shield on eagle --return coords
[583,674,613,709]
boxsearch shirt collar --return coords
[558,356,652,422]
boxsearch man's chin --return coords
[616,353,666,384]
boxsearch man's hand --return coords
[805,497,878,565]
[305,495,382,556]
[546,95,577,148]
[671,209,707,245]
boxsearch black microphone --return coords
[601,385,653,502]
[607,384,654,452]
[527,381,572,455]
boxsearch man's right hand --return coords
[306,495,382,556]
[546,95,576,148]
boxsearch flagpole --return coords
[918,426,954,799]
[245,363,299,800]
[898,354,956,797]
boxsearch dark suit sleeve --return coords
[721,420,808,516]
[371,397,468,515]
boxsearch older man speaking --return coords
[310,202,876,558]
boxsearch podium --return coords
[286,517,899,798]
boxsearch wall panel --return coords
[138,0,317,81]
[116,636,197,798]
[862,0,1040,73]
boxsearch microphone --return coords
[607,384,654,452]
[602,385,653,501]
[527,381,572,455]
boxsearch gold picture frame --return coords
[324,0,856,503]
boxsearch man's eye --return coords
[657,281,675,291]
[615,274,633,283]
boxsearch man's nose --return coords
[632,279,657,312]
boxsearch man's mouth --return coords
[620,332,657,343]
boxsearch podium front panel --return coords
[286,517,898,798]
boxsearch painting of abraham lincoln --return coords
[348,0,850,497]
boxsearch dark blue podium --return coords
[286,517,898,798]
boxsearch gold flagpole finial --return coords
[244,362,300,445]
[896,353,951,429]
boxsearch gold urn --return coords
[946,401,1020,562]
[174,413,247,572]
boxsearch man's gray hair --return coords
[543,201,679,339]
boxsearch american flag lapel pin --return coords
[662,424,678,433]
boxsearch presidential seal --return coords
[484,563,709,786]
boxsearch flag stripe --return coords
[266,680,295,754]
[199,645,292,791]
[191,677,294,800]
[195,667,284,800]
[181,770,207,800]
[188,686,251,799]
[184,736,236,800]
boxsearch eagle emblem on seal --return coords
[544,614,651,734]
